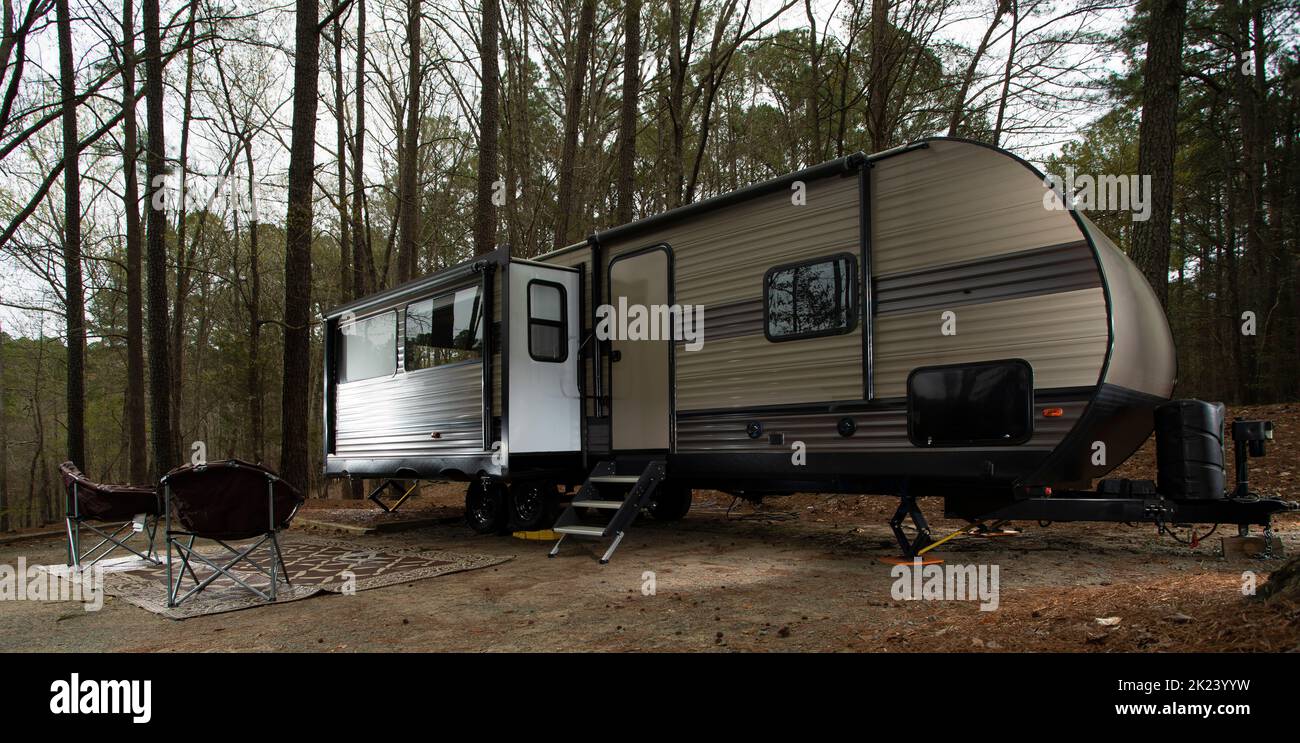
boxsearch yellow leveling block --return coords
[513,530,560,541]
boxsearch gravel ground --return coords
[2,402,1297,653]
[0,486,1296,652]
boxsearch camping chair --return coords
[162,459,304,607]
[59,461,161,569]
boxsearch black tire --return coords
[465,480,509,535]
[648,483,692,521]
[508,481,554,531]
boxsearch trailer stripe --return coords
[676,241,1100,344]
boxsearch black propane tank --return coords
[1154,399,1226,500]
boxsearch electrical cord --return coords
[1159,521,1219,546]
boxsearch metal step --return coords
[571,499,623,510]
[554,524,608,537]
[550,459,666,564]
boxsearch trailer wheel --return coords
[508,481,554,531]
[648,484,692,521]
[465,480,509,535]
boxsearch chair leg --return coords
[269,536,276,601]
[165,483,174,607]
[170,537,276,605]
[181,535,200,585]
[216,539,276,580]
[167,533,203,607]
[270,532,291,587]
[166,533,175,608]
[80,522,138,567]
[66,517,78,569]
[144,517,159,563]
[172,535,198,597]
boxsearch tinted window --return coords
[765,254,856,341]
[908,360,1033,447]
[405,286,483,370]
[528,281,566,362]
[338,312,396,382]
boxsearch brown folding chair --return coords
[162,459,304,607]
[59,461,160,569]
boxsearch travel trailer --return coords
[321,137,1292,563]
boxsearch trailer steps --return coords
[549,459,666,564]
[553,524,607,536]
[569,499,622,510]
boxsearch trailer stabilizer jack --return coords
[889,492,935,559]
[367,479,419,513]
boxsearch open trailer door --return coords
[507,260,582,454]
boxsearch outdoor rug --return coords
[38,534,511,620]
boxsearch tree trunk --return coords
[501,7,527,251]
[333,8,350,303]
[397,0,421,282]
[805,0,822,162]
[666,0,690,209]
[143,0,173,478]
[1129,0,1187,308]
[1220,142,1246,402]
[833,1,864,156]
[0,327,8,531]
[347,1,371,507]
[867,0,889,151]
[947,0,1008,137]
[352,0,371,297]
[28,338,46,526]
[281,0,321,493]
[121,0,147,483]
[332,3,360,499]
[1236,4,1269,401]
[244,138,264,463]
[616,0,640,224]
[56,0,86,471]
[992,0,1020,147]
[473,0,500,255]
[552,0,597,248]
[169,16,198,458]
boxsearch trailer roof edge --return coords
[322,247,506,319]
[573,150,868,248]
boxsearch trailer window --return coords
[527,280,567,362]
[764,254,857,341]
[405,286,483,370]
[907,360,1033,447]
[338,312,396,382]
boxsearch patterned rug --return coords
[41,534,511,620]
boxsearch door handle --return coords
[610,350,622,363]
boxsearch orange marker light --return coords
[1042,408,1064,417]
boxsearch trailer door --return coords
[608,246,672,451]
[507,261,581,453]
